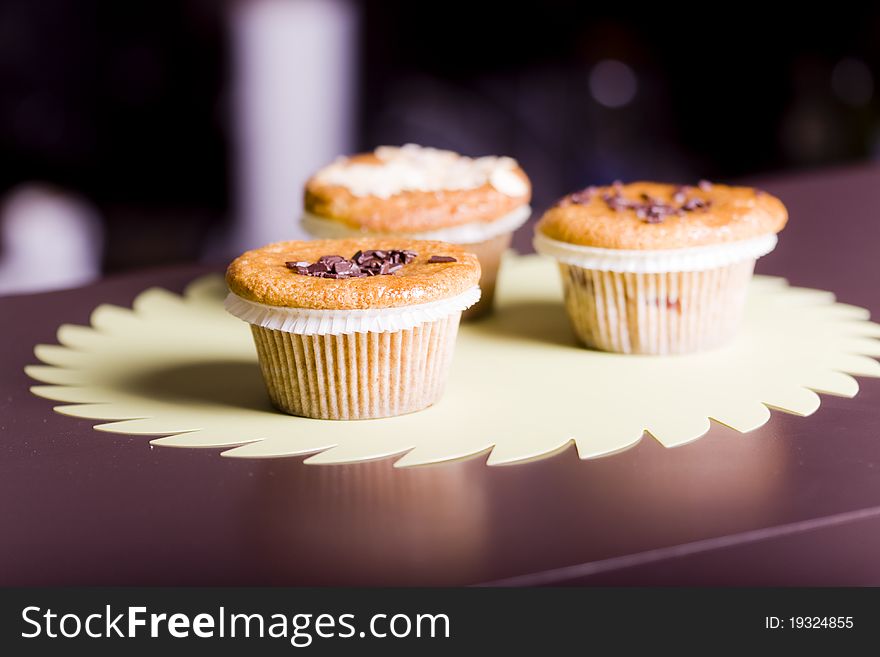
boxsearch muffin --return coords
[534,181,787,355]
[225,238,480,419]
[301,144,531,319]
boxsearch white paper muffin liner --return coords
[227,284,473,418]
[460,232,511,319]
[557,261,756,355]
[225,286,480,336]
[250,313,461,419]
[533,232,777,273]
[534,231,777,354]
[301,204,531,244]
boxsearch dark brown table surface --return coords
[2,165,880,586]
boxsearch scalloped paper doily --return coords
[27,254,880,467]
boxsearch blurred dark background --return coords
[1,0,878,292]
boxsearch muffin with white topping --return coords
[302,144,531,318]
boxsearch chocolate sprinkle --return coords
[570,186,597,204]
[556,185,597,207]
[682,197,709,211]
[597,181,715,224]
[286,249,418,279]
[556,180,719,223]
[428,255,457,263]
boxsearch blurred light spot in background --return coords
[588,59,638,108]
[831,57,874,107]
[0,185,103,295]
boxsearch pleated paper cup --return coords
[225,287,480,419]
[534,232,778,355]
[302,205,530,319]
[459,231,510,319]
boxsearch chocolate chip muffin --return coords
[226,238,481,419]
[301,144,531,319]
[534,181,788,354]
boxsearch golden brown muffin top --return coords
[536,181,787,250]
[226,238,481,310]
[304,145,531,233]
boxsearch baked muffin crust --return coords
[537,182,787,250]
[227,238,481,310]
[304,146,531,233]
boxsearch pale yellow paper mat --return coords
[27,254,880,467]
